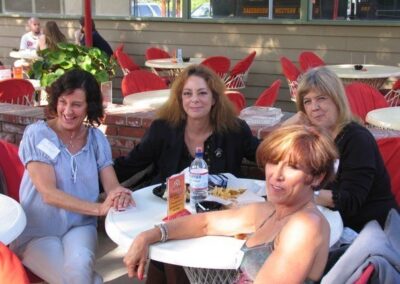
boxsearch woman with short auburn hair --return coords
[124,124,337,283]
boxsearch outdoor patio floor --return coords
[96,229,145,284]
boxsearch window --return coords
[1,0,398,21]
[311,0,400,20]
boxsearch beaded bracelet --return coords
[155,223,168,242]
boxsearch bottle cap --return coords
[195,147,203,157]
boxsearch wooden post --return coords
[84,0,93,47]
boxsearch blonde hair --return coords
[296,67,356,135]
[257,125,338,188]
[157,64,239,133]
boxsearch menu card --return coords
[164,173,190,221]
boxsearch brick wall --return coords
[0,103,282,179]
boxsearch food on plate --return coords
[210,187,246,200]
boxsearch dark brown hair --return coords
[46,69,104,126]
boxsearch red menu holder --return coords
[163,173,191,221]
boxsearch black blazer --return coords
[114,119,260,186]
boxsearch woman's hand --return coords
[282,111,311,126]
[98,187,135,215]
[123,234,150,280]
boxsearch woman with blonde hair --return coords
[284,66,398,232]
[38,21,67,50]
[124,124,338,283]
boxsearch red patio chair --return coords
[254,79,281,107]
[121,69,168,97]
[280,56,302,101]
[113,44,140,75]
[225,51,256,90]
[145,47,171,60]
[384,79,400,107]
[0,79,35,105]
[377,137,400,205]
[200,56,231,81]
[344,82,389,122]
[225,91,246,114]
[145,47,173,84]
[298,51,325,72]
[0,140,43,283]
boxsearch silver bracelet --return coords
[155,223,168,242]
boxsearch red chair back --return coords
[377,137,400,206]
[201,56,231,79]
[225,91,246,114]
[298,51,325,72]
[0,140,24,201]
[114,44,140,74]
[225,51,256,89]
[280,56,302,101]
[145,47,171,60]
[280,56,301,81]
[0,79,35,105]
[121,70,168,97]
[254,79,281,107]
[230,51,256,76]
[345,83,389,122]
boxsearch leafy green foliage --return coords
[31,43,117,87]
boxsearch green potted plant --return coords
[31,43,117,87]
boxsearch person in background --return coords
[76,17,113,57]
[38,21,67,51]
[10,69,134,284]
[123,124,338,283]
[283,66,398,232]
[114,64,260,283]
[20,17,41,50]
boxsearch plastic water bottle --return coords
[177,48,183,63]
[189,147,209,208]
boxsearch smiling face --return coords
[302,90,339,133]
[181,75,215,122]
[265,159,321,206]
[56,89,88,131]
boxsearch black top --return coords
[327,122,398,232]
[114,119,260,187]
[81,30,113,57]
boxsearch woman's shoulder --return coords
[339,122,374,143]
[283,207,328,238]
[24,120,51,136]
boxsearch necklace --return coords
[274,201,312,222]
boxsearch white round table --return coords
[326,64,400,89]
[122,89,170,109]
[145,57,204,70]
[0,194,26,245]
[9,50,42,60]
[105,181,343,268]
[366,107,400,131]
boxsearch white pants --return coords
[21,225,103,284]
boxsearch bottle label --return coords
[190,170,208,190]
